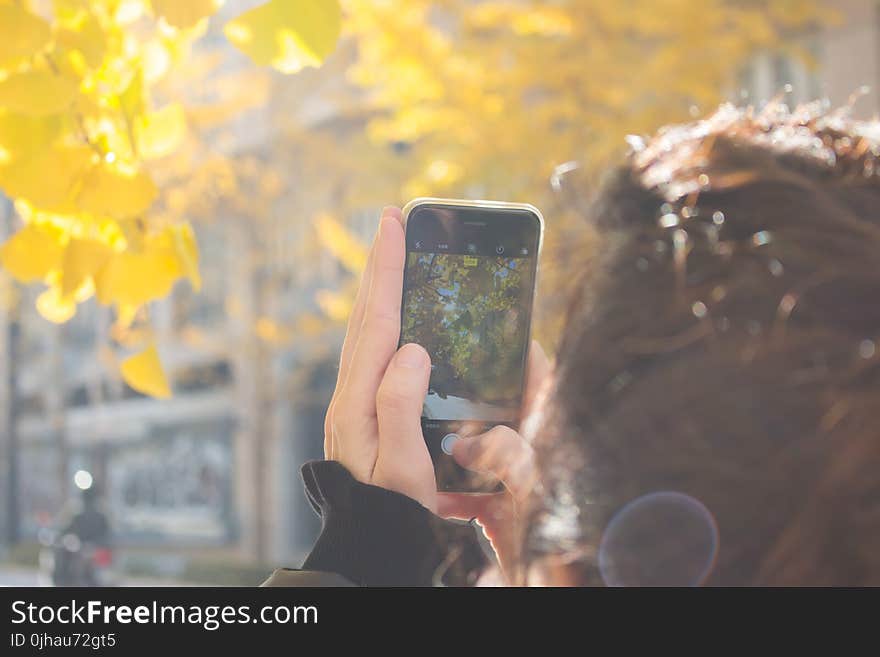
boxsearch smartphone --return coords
[400,198,543,493]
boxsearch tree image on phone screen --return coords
[402,252,532,423]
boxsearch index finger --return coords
[338,214,407,418]
[336,207,403,394]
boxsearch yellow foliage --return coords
[136,103,187,159]
[0,145,94,212]
[36,284,77,324]
[169,222,201,291]
[76,164,158,217]
[0,4,51,68]
[225,0,341,73]
[55,8,107,68]
[95,247,179,307]
[343,0,831,204]
[315,289,351,322]
[120,344,172,399]
[92,223,198,307]
[0,223,64,283]
[150,0,222,30]
[62,237,113,296]
[314,213,368,274]
[0,0,341,397]
[115,303,141,330]
[0,111,64,160]
[0,71,79,116]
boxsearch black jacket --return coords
[261,461,489,587]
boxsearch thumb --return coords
[376,343,431,443]
[452,425,535,501]
[373,343,435,505]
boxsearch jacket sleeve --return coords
[261,460,490,587]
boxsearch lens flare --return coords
[598,491,719,587]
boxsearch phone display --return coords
[401,199,542,492]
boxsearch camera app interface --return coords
[402,244,535,422]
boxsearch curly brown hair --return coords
[526,101,880,585]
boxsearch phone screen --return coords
[401,202,541,491]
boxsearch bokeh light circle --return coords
[73,469,93,491]
[598,491,719,587]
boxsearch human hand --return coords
[323,206,438,511]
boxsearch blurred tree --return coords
[316,0,832,344]
[0,0,341,397]
[344,0,828,198]
[0,0,833,397]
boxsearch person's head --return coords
[525,102,880,586]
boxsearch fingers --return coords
[522,339,551,420]
[325,206,402,459]
[337,206,403,389]
[375,343,431,457]
[336,213,407,420]
[324,239,376,457]
[452,425,536,499]
[373,343,436,508]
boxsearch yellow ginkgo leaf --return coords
[136,103,186,159]
[0,4,51,68]
[315,213,368,274]
[224,0,341,74]
[61,238,113,297]
[316,288,351,322]
[36,285,76,324]
[117,66,145,119]
[55,9,107,69]
[0,144,94,211]
[0,223,64,283]
[76,164,158,217]
[120,343,172,399]
[169,222,200,290]
[0,110,63,160]
[115,303,140,329]
[0,70,78,116]
[94,248,180,307]
[151,0,222,30]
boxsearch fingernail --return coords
[396,343,428,369]
[382,205,402,221]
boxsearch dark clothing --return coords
[262,461,489,587]
[63,508,110,545]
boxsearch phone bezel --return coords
[402,197,545,250]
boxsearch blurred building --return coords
[738,0,880,116]
[2,0,880,578]
[0,192,380,573]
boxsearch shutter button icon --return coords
[441,433,460,455]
